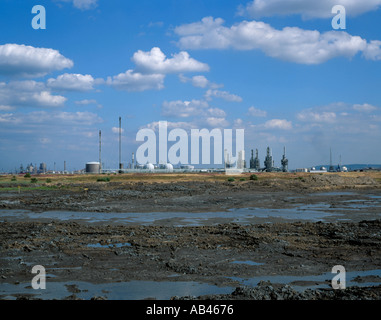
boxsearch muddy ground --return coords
[0,173,379,213]
[0,173,381,300]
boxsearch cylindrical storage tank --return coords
[86,162,100,173]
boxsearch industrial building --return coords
[264,147,274,172]
[250,149,261,171]
[281,147,288,172]
[249,146,289,172]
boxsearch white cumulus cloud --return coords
[106,70,165,92]
[190,75,210,88]
[56,0,98,10]
[132,47,210,74]
[0,44,73,78]
[353,103,378,112]
[238,0,381,19]
[297,110,337,123]
[0,81,66,108]
[162,99,209,118]
[47,73,95,92]
[263,119,293,130]
[112,127,125,134]
[205,117,229,127]
[248,106,267,117]
[175,17,381,64]
[205,89,243,102]
[179,74,222,89]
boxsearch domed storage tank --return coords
[158,163,174,172]
[144,163,155,171]
[86,162,100,173]
[163,163,173,172]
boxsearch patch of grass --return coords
[240,178,246,181]
[97,177,110,182]
[249,174,258,181]
[46,178,52,183]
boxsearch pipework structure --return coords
[264,147,274,172]
[250,149,261,171]
[281,146,289,172]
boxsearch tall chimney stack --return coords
[99,130,102,174]
[119,117,123,170]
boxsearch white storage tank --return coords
[86,162,100,173]
[163,163,173,172]
[144,163,155,171]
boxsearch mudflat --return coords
[0,172,380,300]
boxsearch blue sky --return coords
[0,0,381,171]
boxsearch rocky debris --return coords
[353,275,381,283]
[166,259,199,274]
[174,283,381,300]
[1,218,381,300]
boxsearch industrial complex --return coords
[5,117,380,175]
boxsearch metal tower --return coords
[329,148,335,172]
[254,149,261,171]
[281,146,288,172]
[99,130,102,174]
[119,117,123,170]
[250,150,255,169]
[264,147,273,172]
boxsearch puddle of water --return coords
[237,207,334,222]
[229,269,381,292]
[339,200,380,210]
[313,192,360,197]
[87,242,132,248]
[0,280,232,300]
[0,208,337,226]
[367,195,381,199]
[231,260,264,266]
[0,190,379,226]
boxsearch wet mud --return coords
[0,174,380,300]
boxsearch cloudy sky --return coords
[0,0,381,171]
